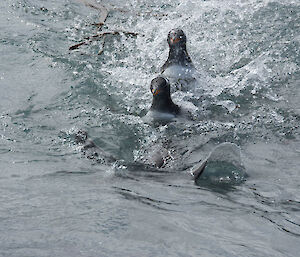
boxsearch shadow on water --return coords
[195,179,244,194]
[113,186,180,211]
[113,161,180,183]
[48,170,97,177]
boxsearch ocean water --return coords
[0,0,299,256]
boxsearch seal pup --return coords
[161,28,197,90]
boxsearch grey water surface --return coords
[0,0,299,256]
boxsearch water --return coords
[0,0,299,256]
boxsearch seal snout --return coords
[168,28,187,46]
[150,76,170,96]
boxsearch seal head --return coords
[150,76,180,115]
[167,28,187,47]
[161,28,194,73]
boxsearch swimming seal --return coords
[161,29,197,88]
[161,28,194,72]
[150,76,181,116]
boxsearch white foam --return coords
[143,110,176,122]
[162,64,197,81]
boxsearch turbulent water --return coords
[0,0,299,256]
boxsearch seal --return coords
[150,76,180,115]
[161,28,197,88]
[74,77,207,177]
[144,76,195,123]
[143,76,195,168]
[144,76,186,123]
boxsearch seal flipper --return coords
[151,150,165,168]
[191,143,246,185]
[162,28,194,72]
[190,159,207,182]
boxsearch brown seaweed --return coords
[70,0,138,53]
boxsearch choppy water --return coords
[1,0,300,256]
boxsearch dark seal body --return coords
[150,76,181,116]
[161,29,197,89]
[161,28,194,73]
